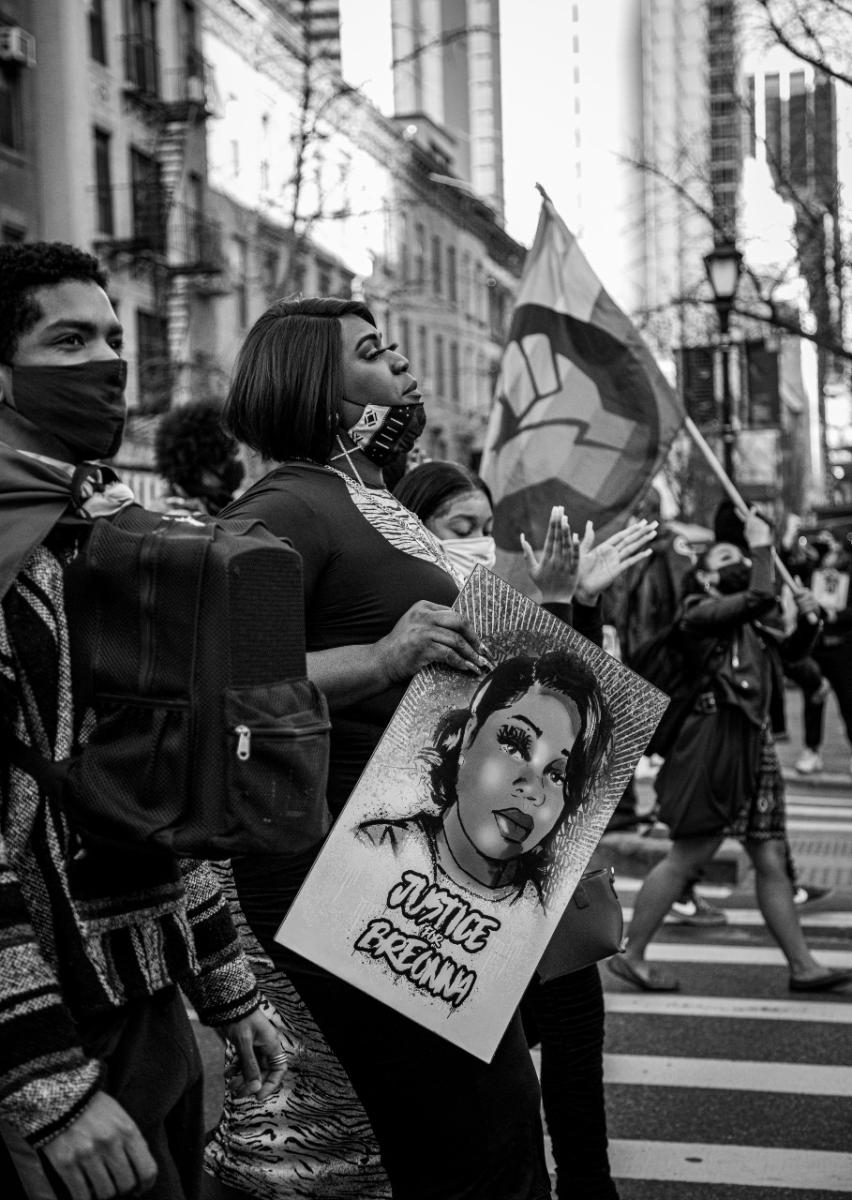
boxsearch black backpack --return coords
[7,504,331,860]
[626,616,724,758]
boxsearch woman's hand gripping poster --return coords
[276,567,667,1061]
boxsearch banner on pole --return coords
[480,197,685,593]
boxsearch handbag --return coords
[535,867,624,982]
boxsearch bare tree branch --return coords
[753,0,852,87]
[637,295,852,361]
[391,25,494,68]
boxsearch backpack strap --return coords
[0,717,70,800]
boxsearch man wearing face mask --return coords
[611,510,852,995]
[0,243,284,1200]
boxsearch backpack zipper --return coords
[233,718,331,762]
[138,533,158,694]
[235,725,251,760]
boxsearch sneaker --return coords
[669,895,728,926]
[795,749,824,775]
[793,885,834,906]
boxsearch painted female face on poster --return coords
[448,689,576,867]
[278,569,667,1061]
[360,647,613,904]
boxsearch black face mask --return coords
[344,400,427,465]
[716,561,752,594]
[7,359,128,463]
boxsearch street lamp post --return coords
[703,242,743,482]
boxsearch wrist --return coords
[574,584,597,606]
[539,587,576,605]
[374,636,401,687]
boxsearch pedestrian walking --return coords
[609,510,852,995]
[0,242,284,1200]
[806,531,852,777]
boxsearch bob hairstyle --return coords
[423,648,613,895]
[222,297,375,464]
[394,460,493,528]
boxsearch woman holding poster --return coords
[215,299,552,1200]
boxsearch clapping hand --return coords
[574,519,658,605]
[520,505,580,603]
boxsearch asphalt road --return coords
[596,777,852,1199]
[195,772,852,1198]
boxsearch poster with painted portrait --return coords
[276,567,667,1061]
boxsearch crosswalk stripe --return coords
[787,802,852,818]
[604,1054,852,1095]
[604,992,852,1022]
[615,876,730,898]
[607,1140,852,1191]
[787,818,852,832]
[621,906,852,929]
[646,942,852,968]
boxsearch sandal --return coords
[607,954,680,993]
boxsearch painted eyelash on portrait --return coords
[496,723,531,759]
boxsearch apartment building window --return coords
[179,0,202,76]
[447,245,457,305]
[417,325,428,383]
[263,249,279,300]
[462,251,472,315]
[136,309,170,413]
[130,148,164,249]
[414,224,425,286]
[2,223,24,243]
[318,264,332,295]
[434,335,446,397]
[232,235,249,328]
[398,213,410,283]
[89,0,108,64]
[125,0,160,96]
[0,64,23,152]
[93,128,114,235]
[449,340,460,403]
[431,234,442,296]
[475,263,485,324]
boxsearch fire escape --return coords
[97,33,226,412]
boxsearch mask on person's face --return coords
[343,400,426,465]
[440,535,497,581]
[6,359,128,462]
[716,561,752,594]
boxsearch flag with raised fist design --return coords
[480,196,685,592]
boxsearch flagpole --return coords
[684,415,803,595]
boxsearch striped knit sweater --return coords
[0,541,259,1146]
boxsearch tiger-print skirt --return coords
[203,865,391,1199]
